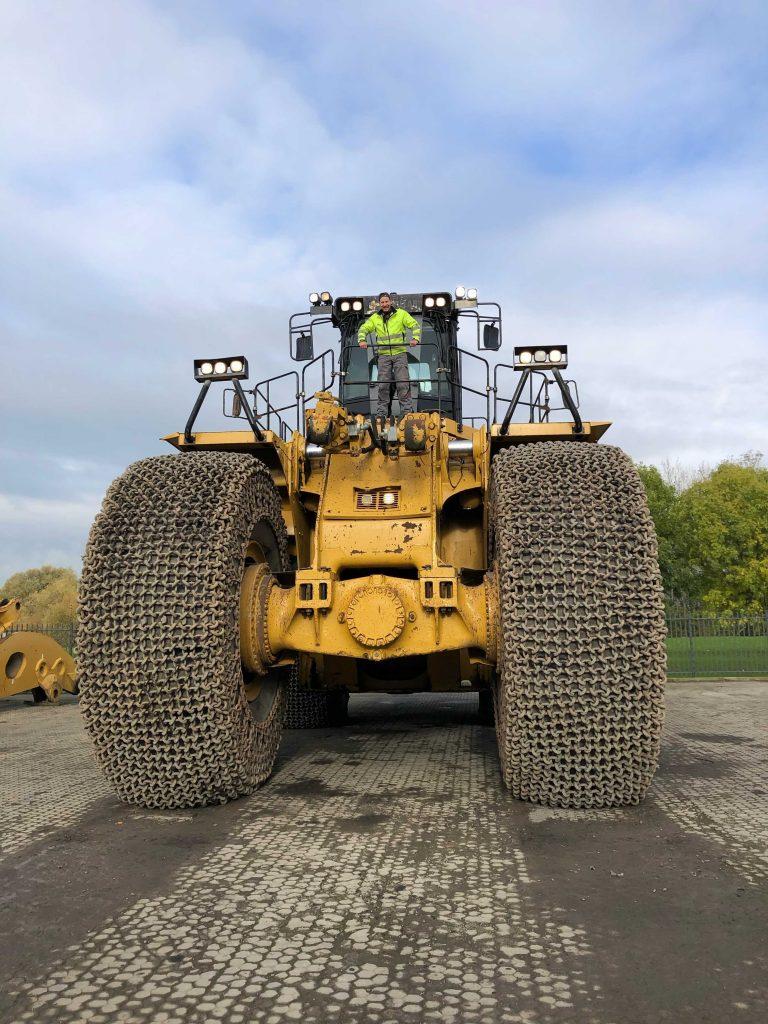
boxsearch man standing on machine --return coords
[357,292,420,422]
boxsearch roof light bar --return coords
[194,356,249,382]
[513,345,568,371]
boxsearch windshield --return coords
[340,316,456,419]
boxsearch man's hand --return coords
[359,341,367,349]
[410,339,419,347]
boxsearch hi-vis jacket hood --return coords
[357,307,421,355]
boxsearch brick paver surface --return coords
[1,681,767,1023]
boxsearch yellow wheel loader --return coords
[0,598,77,703]
[78,289,666,810]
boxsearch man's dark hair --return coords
[378,291,391,300]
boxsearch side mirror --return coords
[481,323,500,351]
[223,388,244,419]
[296,333,315,361]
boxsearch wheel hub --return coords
[345,584,405,648]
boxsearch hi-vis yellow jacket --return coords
[357,308,421,355]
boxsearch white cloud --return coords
[1,0,767,579]
[0,493,97,529]
[0,0,247,165]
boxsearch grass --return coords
[667,633,768,677]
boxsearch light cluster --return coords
[309,291,333,306]
[423,293,450,309]
[194,357,249,381]
[514,345,568,370]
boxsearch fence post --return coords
[686,606,696,677]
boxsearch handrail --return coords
[300,348,336,422]
[253,369,300,438]
[209,338,583,440]
[340,341,497,427]
[341,341,448,420]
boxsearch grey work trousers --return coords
[376,352,412,419]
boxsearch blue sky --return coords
[1,0,767,580]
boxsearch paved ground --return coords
[0,681,767,1024]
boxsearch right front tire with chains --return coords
[491,442,666,808]
[78,453,287,809]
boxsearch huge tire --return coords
[491,442,666,808]
[78,453,287,809]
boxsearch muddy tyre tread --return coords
[491,442,666,808]
[78,452,287,809]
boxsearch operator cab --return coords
[290,289,500,424]
[179,286,587,446]
[338,292,458,420]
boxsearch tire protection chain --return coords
[77,453,288,809]
[490,442,666,808]
[283,671,349,729]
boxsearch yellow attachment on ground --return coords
[0,597,21,632]
[0,598,77,703]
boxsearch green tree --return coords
[636,464,689,599]
[677,455,768,614]
[0,566,79,627]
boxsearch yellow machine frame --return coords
[166,393,610,693]
[0,598,77,703]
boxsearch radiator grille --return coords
[355,487,401,511]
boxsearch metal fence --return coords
[665,608,768,677]
[7,616,768,680]
[4,622,77,655]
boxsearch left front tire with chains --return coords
[78,453,287,809]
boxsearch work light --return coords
[513,346,568,371]
[194,357,250,382]
[320,291,332,303]
[455,285,466,299]
[309,292,320,305]
[466,287,478,300]
[337,297,365,315]
[422,292,452,310]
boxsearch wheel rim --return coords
[242,518,284,719]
